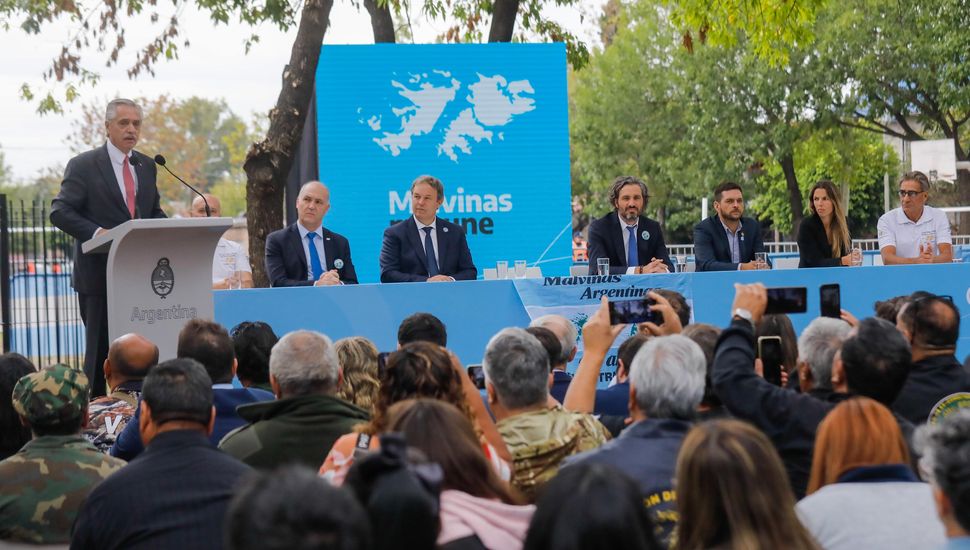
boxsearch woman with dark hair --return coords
[0,353,36,459]
[386,399,532,550]
[524,461,661,550]
[675,419,818,550]
[798,398,944,549]
[321,341,509,483]
[797,181,858,268]
[334,336,381,413]
[230,321,278,391]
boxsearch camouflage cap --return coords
[12,364,89,427]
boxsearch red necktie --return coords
[123,156,136,218]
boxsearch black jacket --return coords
[585,212,673,274]
[796,214,848,268]
[893,354,970,424]
[265,223,358,286]
[379,217,476,283]
[692,215,766,272]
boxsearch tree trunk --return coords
[488,0,520,42]
[364,0,395,43]
[244,0,334,288]
[778,152,804,236]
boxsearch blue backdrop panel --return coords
[316,44,572,283]
[215,264,970,377]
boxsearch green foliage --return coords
[209,179,247,217]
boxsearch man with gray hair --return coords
[565,335,706,548]
[51,98,166,397]
[795,317,851,399]
[529,314,578,402]
[484,327,609,502]
[219,330,369,469]
[918,410,970,547]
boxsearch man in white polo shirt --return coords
[877,171,953,265]
[189,193,254,289]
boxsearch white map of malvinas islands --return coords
[365,70,536,161]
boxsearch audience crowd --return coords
[1,283,969,550]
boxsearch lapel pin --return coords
[442,227,449,233]
[641,230,650,241]
[334,259,344,269]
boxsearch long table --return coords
[215,263,970,375]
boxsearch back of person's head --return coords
[798,317,851,392]
[682,324,722,409]
[874,296,907,323]
[386,399,518,504]
[11,363,87,437]
[616,334,650,379]
[177,319,235,384]
[898,293,960,350]
[397,313,447,347]
[231,321,278,387]
[141,358,213,427]
[654,289,691,327]
[675,419,817,550]
[335,336,381,411]
[525,326,563,373]
[918,410,970,535]
[841,317,911,405]
[756,314,798,371]
[107,333,159,379]
[483,328,550,410]
[370,341,467,434]
[807,397,909,494]
[524,461,661,550]
[629,335,705,420]
[226,465,372,550]
[270,330,341,398]
[0,353,36,457]
[529,315,577,365]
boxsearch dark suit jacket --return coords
[586,212,673,275]
[796,214,848,268]
[693,215,766,272]
[265,223,358,286]
[379,217,477,283]
[71,430,251,550]
[50,145,165,295]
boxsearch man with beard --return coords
[586,176,673,275]
[693,181,768,272]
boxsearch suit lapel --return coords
[286,225,309,277]
[610,214,630,266]
[404,218,429,268]
[636,216,651,262]
[436,220,450,270]
[711,217,731,260]
[132,151,152,218]
[321,228,337,270]
[97,145,131,219]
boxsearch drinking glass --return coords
[850,247,863,267]
[227,273,241,290]
[755,252,769,270]
[675,254,687,273]
[496,261,509,280]
[597,258,610,276]
[514,260,527,278]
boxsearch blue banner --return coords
[316,44,572,283]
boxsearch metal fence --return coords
[667,236,970,256]
[0,195,84,369]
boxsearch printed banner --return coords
[316,44,573,283]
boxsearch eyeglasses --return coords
[898,190,925,198]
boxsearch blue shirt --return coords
[719,217,742,264]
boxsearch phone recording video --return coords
[608,297,659,325]
[820,284,841,318]
[757,336,784,386]
[466,365,486,390]
[765,287,807,314]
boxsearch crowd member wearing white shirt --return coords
[877,171,953,265]
[189,194,254,289]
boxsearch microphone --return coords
[153,154,210,217]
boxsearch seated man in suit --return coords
[380,175,477,283]
[586,176,673,275]
[693,181,768,272]
[265,181,358,286]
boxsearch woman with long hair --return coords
[675,419,818,550]
[798,398,944,549]
[797,180,857,268]
[333,336,381,413]
[386,399,532,550]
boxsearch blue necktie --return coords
[422,227,439,277]
[627,226,638,268]
[306,232,324,280]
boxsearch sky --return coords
[0,2,602,181]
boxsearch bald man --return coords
[264,181,358,286]
[190,194,254,289]
[83,333,160,452]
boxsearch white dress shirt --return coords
[414,216,440,270]
[296,223,327,280]
[105,140,138,206]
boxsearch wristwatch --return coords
[732,308,755,328]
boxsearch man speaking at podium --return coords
[51,98,166,398]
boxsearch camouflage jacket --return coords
[497,405,611,502]
[83,384,141,453]
[0,435,125,544]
